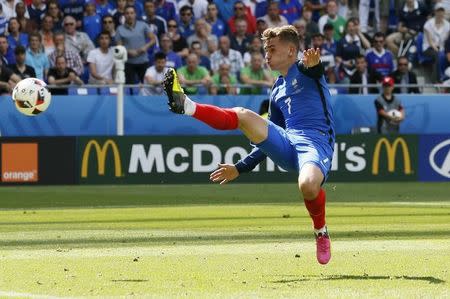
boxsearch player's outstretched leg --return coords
[163,68,239,130]
[162,68,268,144]
[299,164,331,265]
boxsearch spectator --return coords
[102,15,117,44]
[166,19,189,59]
[359,0,380,33]
[386,0,429,55]
[279,0,303,24]
[24,32,49,80]
[95,0,115,18]
[60,0,85,28]
[365,32,395,77]
[10,45,36,79]
[63,15,95,63]
[187,18,217,56]
[142,0,167,38]
[323,23,337,55]
[311,33,336,83]
[300,6,320,43]
[374,76,405,134]
[159,33,183,69]
[292,19,308,55]
[423,3,449,82]
[190,40,210,70]
[141,51,168,95]
[215,0,238,23]
[178,0,208,19]
[336,18,371,80]
[304,0,326,23]
[16,2,33,34]
[48,55,83,95]
[210,62,237,95]
[0,35,14,64]
[115,5,156,84]
[229,18,253,56]
[260,1,288,28]
[210,35,244,77]
[337,0,349,18]
[390,56,420,93]
[206,2,227,38]
[178,5,195,39]
[228,1,256,35]
[49,32,84,76]
[154,0,177,22]
[0,63,20,94]
[46,1,63,31]
[112,0,126,26]
[39,15,55,55]
[1,0,22,20]
[239,52,274,95]
[126,0,144,18]
[243,35,263,66]
[318,0,346,41]
[27,0,46,28]
[83,2,101,44]
[87,31,113,84]
[349,54,382,94]
[0,4,7,35]
[177,53,211,94]
[7,18,28,50]
[255,18,268,38]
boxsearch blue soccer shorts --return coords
[256,120,334,181]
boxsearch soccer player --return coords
[163,25,335,265]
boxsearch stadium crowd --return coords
[0,0,448,95]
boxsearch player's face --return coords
[264,37,291,72]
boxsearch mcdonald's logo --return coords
[372,137,412,175]
[81,139,122,178]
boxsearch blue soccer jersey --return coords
[365,48,395,77]
[235,61,335,176]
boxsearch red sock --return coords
[304,188,326,229]
[192,104,239,130]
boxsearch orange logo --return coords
[1,143,38,182]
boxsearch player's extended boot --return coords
[315,229,331,265]
[163,68,186,114]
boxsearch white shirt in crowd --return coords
[423,17,450,51]
[87,48,114,83]
[141,65,169,95]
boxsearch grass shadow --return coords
[272,274,446,284]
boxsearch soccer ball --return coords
[388,109,402,118]
[12,78,52,116]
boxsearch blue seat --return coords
[67,87,98,95]
[416,32,434,65]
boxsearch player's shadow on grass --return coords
[272,274,445,284]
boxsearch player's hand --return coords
[209,163,239,184]
[302,48,321,68]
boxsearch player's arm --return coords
[299,48,325,79]
[210,99,285,184]
[233,99,285,174]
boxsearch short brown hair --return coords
[261,25,299,51]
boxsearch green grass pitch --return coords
[0,182,449,298]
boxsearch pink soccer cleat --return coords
[315,230,331,265]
